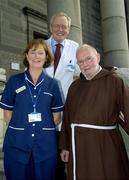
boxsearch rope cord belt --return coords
[71,123,117,180]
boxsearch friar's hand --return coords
[60,149,69,162]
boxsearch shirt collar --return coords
[51,37,65,47]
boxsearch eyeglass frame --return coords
[77,56,96,66]
[51,24,69,30]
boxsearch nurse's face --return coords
[26,44,46,69]
[50,16,70,43]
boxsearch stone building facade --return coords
[0,0,128,78]
[0,0,129,176]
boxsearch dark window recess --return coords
[33,31,48,40]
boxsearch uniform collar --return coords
[24,70,45,87]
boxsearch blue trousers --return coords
[4,152,57,180]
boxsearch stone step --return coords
[0,148,5,180]
[0,160,4,172]
[0,147,4,173]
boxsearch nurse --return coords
[0,38,64,180]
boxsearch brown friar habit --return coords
[59,68,129,180]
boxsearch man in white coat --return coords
[45,12,80,180]
[45,12,80,126]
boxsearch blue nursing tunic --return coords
[0,70,64,164]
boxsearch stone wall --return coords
[0,0,47,79]
[0,68,6,145]
[0,68,6,176]
[80,0,103,53]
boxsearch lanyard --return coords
[24,73,43,112]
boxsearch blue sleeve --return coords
[0,76,16,110]
[51,80,64,112]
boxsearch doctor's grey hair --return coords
[50,12,71,27]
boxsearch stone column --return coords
[47,0,82,45]
[100,0,129,67]
[125,0,129,40]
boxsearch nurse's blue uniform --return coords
[0,70,64,180]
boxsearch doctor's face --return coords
[50,16,70,43]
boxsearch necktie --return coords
[54,43,61,74]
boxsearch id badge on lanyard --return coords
[25,73,43,123]
[28,112,42,123]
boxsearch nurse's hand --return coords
[60,149,69,162]
[4,110,12,124]
[53,112,61,125]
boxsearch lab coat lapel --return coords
[45,37,54,77]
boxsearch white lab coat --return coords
[45,37,80,130]
[45,37,80,98]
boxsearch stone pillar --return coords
[47,0,82,45]
[100,0,129,67]
[125,0,129,40]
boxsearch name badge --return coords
[66,64,75,72]
[16,86,26,94]
[28,112,42,123]
[66,60,75,72]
